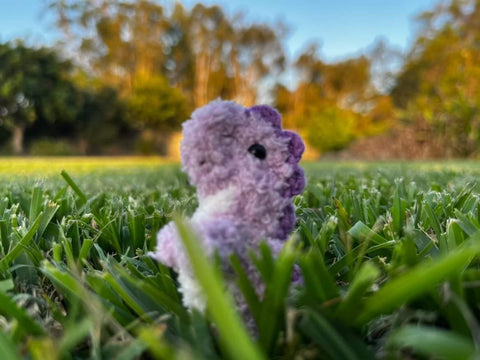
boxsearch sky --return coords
[0,0,440,61]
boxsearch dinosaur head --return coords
[180,100,305,240]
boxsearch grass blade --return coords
[0,291,44,336]
[0,331,20,360]
[174,218,265,360]
[356,241,480,325]
[298,310,374,360]
[388,326,476,360]
[0,213,42,273]
[348,221,388,245]
[61,170,87,205]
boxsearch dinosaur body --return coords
[152,100,305,313]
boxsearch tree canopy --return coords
[391,0,480,157]
[0,42,128,155]
[0,0,478,157]
[0,42,80,154]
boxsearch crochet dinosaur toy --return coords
[152,100,305,318]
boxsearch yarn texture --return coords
[152,99,306,314]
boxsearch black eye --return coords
[248,143,267,160]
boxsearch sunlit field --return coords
[0,157,175,175]
[1,159,480,359]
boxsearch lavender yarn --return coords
[152,100,306,318]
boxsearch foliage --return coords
[0,42,80,154]
[0,160,480,358]
[48,0,286,108]
[74,85,130,155]
[0,42,131,156]
[275,46,393,154]
[39,0,288,156]
[127,76,189,132]
[29,139,76,156]
[391,0,480,157]
[0,0,477,158]
[299,101,358,152]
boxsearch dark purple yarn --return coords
[250,105,282,129]
[251,105,306,240]
[278,203,296,240]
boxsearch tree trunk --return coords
[77,137,88,155]
[194,51,212,107]
[12,124,25,155]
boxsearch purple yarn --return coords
[288,166,306,196]
[152,100,306,316]
[250,104,282,129]
[283,131,305,163]
[278,203,295,240]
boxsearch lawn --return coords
[0,158,480,359]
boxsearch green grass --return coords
[1,159,480,359]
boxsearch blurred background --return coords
[0,0,478,160]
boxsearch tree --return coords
[367,38,402,95]
[301,101,359,152]
[391,0,480,156]
[75,86,129,155]
[48,0,169,93]
[230,23,286,106]
[0,42,80,154]
[47,0,287,108]
[125,75,188,155]
[127,75,188,132]
[275,42,391,154]
[187,4,235,107]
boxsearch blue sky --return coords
[0,0,439,60]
